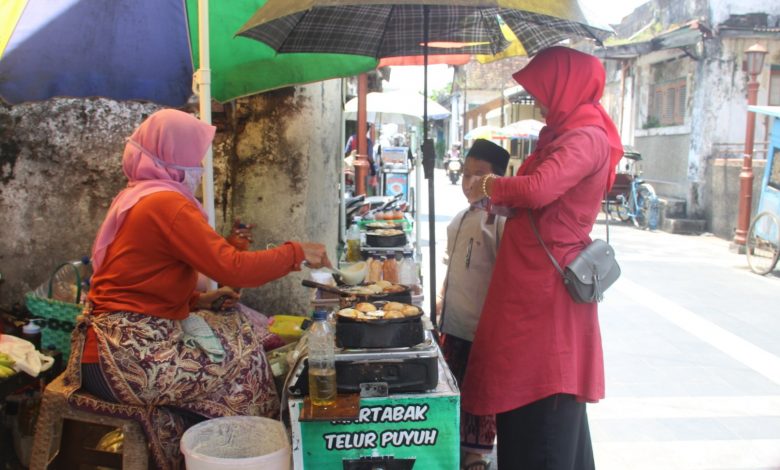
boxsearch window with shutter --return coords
[664,88,676,124]
[649,78,686,127]
[676,85,686,124]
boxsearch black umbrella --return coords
[237,2,612,323]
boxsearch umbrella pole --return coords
[197,0,218,291]
[423,6,437,326]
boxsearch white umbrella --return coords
[344,91,450,121]
[500,119,545,138]
[464,125,504,140]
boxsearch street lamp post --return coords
[733,43,768,247]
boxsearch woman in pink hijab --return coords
[462,47,623,469]
[63,109,331,468]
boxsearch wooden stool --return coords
[29,372,150,469]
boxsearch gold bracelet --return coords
[482,174,495,198]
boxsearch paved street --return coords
[418,169,780,470]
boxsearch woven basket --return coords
[24,263,84,360]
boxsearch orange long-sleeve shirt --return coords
[82,191,304,363]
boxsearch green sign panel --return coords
[299,395,459,469]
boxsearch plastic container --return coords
[345,225,361,262]
[398,254,417,286]
[338,261,367,285]
[307,309,336,407]
[648,196,660,230]
[21,320,42,350]
[180,416,290,470]
[268,315,311,344]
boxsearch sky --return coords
[385,0,649,94]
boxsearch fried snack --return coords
[337,308,360,318]
[401,305,420,317]
[367,284,384,294]
[384,311,404,319]
[376,280,392,289]
[355,302,377,312]
[365,310,385,318]
[383,302,405,311]
[383,284,406,293]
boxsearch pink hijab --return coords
[513,46,623,189]
[91,109,216,273]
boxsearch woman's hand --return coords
[464,173,498,204]
[197,286,241,311]
[300,242,332,269]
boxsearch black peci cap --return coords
[466,139,510,175]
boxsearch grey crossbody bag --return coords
[528,205,620,304]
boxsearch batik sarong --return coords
[61,307,279,469]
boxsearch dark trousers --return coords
[496,394,595,470]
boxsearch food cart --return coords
[380,147,412,203]
[287,345,459,469]
[745,106,780,274]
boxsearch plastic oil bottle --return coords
[307,308,337,407]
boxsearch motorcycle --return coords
[445,157,462,185]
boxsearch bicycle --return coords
[746,211,780,275]
[603,150,657,229]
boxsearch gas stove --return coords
[286,330,439,396]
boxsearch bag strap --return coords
[528,181,610,275]
[527,210,565,277]
[604,188,610,244]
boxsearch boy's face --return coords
[462,157,494,203]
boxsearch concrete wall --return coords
[706,158,766,238]
[0,99,158,308]
[634,133,692,200]
[0,81,343,314]
[709,0,780,25]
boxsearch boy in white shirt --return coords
[438,139,509,470]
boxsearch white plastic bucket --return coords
[180,416,290,470]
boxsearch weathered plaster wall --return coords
[634,133,692,199]
[219,83,342,315]
[0,99,160,308]
[0,81,342,314]
[706,158,765,238]
[709,0,780,25]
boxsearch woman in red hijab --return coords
[461,47,623,469]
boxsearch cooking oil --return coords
[308,367,337,406]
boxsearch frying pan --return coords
[336,300,424,349]
[301,279,412,304]
[365,231,407,248]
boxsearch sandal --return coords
[462,459,491,470]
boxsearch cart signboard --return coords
[289,357,459,469]
[384,172,409,200]
[381,147,409,168]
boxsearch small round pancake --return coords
[383,302,405,311]
[355,302,377,312]
[337,308,359,318]
[401,305,420,317]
